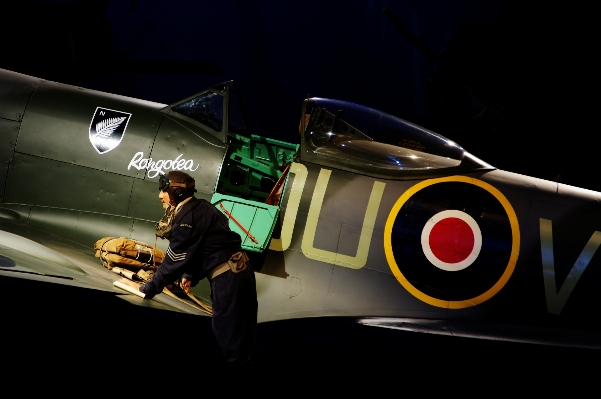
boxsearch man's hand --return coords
[180,277,192,292]
[139,282,160,299]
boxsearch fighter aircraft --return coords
[0,67,599,353]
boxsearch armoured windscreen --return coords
[303,98,465,174]
[171,91,224,132]
[227,84,248,135]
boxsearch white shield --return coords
[89,107,132,154]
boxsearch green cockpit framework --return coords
[168,81,298,252]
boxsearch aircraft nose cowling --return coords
[0,230,85,276]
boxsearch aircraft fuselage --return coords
[1,68,599,348]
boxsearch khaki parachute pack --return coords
[94,236,165,271]
[96,236,213,315]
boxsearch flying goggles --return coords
[158,173,195,192]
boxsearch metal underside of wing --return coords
[0,215,211,317]
[358,317,601,349]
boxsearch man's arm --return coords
[140,222,201,298]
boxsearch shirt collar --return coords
[174,196,194,215]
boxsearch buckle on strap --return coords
[228,251,249,273]
[209,252,249,280]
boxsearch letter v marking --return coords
[540,218,601,315]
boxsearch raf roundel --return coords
[421,209,482,272]
[384,176,520,309]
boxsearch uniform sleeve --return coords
[142,205,211,295]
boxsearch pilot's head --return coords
[158,171,196,208]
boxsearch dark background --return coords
[1,0,599,382]
[2,0,599,190]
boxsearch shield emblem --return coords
[89,107,132,154]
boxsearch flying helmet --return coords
[158,171,196,205]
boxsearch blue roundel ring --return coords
[384,176,520,309]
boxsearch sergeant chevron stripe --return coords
[167,247,187,262]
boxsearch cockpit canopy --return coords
[300,98,492,179]
[168,81,249,143]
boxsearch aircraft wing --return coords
[0,214,210,316]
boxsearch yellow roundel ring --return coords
[384,175,520,309]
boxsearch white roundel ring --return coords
[420,210,482,272]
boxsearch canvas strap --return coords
[209,251,249,280]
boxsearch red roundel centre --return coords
[429,217,475,264]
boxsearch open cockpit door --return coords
[212,82,297,252]
[164,81,298,252]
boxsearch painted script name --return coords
[128,152,199,178]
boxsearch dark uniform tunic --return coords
[141,197,257,364]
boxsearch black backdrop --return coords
[3,0,599,190]
[1,1,599,381]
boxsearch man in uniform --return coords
[139,171,257,366]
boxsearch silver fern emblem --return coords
[95,117,126,139]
